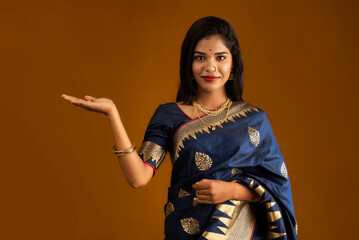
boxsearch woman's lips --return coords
[202,76,220,82]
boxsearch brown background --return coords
[0,0,358,239]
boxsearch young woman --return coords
[62,16,297,240]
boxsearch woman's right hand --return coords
[61,94,116,116]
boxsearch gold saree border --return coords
[201,200,255,240]
[138,141,166,169]
[247,178,287,239]
[170,101,259,164]
[227,202,256,240]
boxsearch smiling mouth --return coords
[201,76,220,81]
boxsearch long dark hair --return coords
[176,16,244,104]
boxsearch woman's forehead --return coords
[195,35,229,52]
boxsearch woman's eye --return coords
[194,55,204,61]
[217,56,226,61]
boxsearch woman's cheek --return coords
[223,63,232,74]
[192,63,202,75]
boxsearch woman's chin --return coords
[197,85,226,94]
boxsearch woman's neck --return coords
[194,90,228,109]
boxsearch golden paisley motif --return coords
[294,224,298,235]
[248,127,260,147]
[281,162,288,179]
[165,202,174,217]
[178,188,191,198]
[180,217,200,234]
[195,152,212,171]
[231,167,243,178]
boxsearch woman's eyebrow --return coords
[194,51,229,55]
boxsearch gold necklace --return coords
[193,98,230,111]
[193,99,232,130]
[193,98,231,116]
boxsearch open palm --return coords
[61,94,115,115]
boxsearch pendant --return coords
[212,126,216,130]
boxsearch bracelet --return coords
[113,143,136,157]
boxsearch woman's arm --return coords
[61,94,153,188]
[192,179,258,204]
[107,106,153,188]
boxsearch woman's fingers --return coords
[62,94,94,103]
[195,193,211,200]
[84,95,96,102]
[194,196,213,204]
[195,199,212,204]
[195,189,211,195]
[76,98,90,105]
[62,94,81,104]
[61,94,94,108]
[196,194,211,200]
[195,189,214,203]
[192,179,211,189]
[61,94,113,115]
[61,94,75,101]
[192,179,234,204]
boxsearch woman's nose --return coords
[204,60,217,72]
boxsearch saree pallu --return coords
[138,101,298,240]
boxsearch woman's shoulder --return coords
[231,100,268,120]
[158,101,187,107]
[156,101,191,112]
[151,101,190,123]
[154,102,178,113]
[232,100,263,112]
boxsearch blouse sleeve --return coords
[138,104,173,176]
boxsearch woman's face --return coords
[192,34,232,95]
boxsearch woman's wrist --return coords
[227,182,242,200]
[230,182,257,202]
[107,104,119,119]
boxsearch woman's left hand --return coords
[192,179,256,204]
[192,179,234,204]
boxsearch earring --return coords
[229,70,234,80]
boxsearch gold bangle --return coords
[113,143,136,157]
[113,142,135,152]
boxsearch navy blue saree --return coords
[138,101,298,240]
